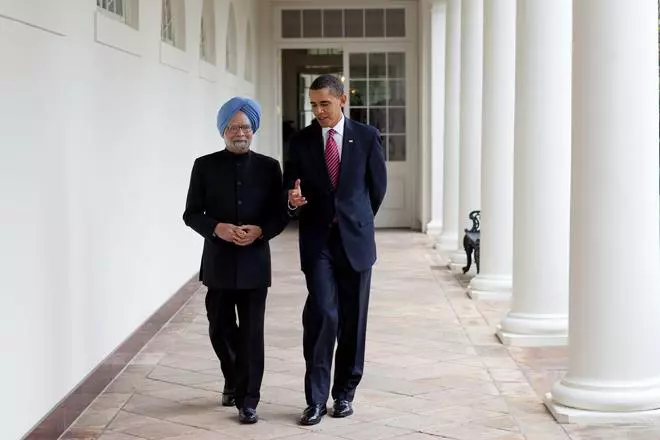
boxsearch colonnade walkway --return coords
[61,229,658,440]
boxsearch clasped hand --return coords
[214,223,262,246]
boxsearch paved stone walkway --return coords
[62,229,660,440]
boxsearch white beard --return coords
[227,140,250,154]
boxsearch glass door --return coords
[345,52,407,162]
[344,49,413,227]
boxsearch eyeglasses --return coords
[226,124,253,135]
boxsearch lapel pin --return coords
[348,139,354,143]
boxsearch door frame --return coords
[271,3,418,229]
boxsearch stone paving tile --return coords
[62,229,653,439]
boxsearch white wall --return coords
[0,0,257,438]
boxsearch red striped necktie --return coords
[325,128,340,189]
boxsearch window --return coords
[281,8,406,39]
[97,0,124,18]
[226,3,238,74]
[200,0,216,64]
[97,0,139,28]
[161,0,175,44]
[245,22,254,82]
[348,52,407,161]
[161,0,186,50]
[307,48,342,56]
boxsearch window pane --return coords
[388,108,406,134]
[349,53,367,78]
[369,53,386,78]
[350,108,367,124]
[349,81,367,106]
[323,10,343,38]
[387,52,405,78]
[388,135,406,161]
[365,9,385,37]
[368,80,388,106]
[344,9,364,38]
[303,10,322,38]
[369,108,387,132]
[388,80,405,105]
[386,8,405,37]
[115,0,124,16]
[282,10,301,38]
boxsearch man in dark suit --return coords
[183,97,286,424]
[284,74,387,425]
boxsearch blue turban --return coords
[216,96,261,135]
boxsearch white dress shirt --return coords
[322,115,345,161]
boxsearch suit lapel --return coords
[337,118,355,193]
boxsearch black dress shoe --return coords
[239,407,258,424]
[331,399,353,418]
[299,404,327,425]
[221,389,235,407]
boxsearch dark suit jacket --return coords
[183,149,287,289]
[283,118,387,273]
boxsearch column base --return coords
[496,327,567,347]
[467,274,512,300]
[496,312,568,346]
[448,250,467,264]
[445,247,468,273]
[426,220,443,238]
[449,263,469,274]
[436,231,459,251]
[548,376,660,415]
[544,392,660,424]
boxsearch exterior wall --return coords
[0,1,256,437]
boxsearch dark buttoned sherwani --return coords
[183,148,287,409]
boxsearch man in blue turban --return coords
[217,96,261,141]
[183,96,287,424]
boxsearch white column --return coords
[448,0,482,270]
[546,0,660,423]
[496,0,571,345]
[437,0,461,251]
[427,1,447,238]
[467,0,515,300]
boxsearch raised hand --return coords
[288,179,307,208]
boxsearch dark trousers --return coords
[302,226,372,405]
[205,287,267,409]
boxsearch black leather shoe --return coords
[221,389,235,407]
[331,400,353,418]
[239,407,258,424]
[299,404,327,425]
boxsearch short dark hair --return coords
[310,74,344,97]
